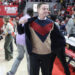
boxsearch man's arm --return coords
[19,16,37,24]
[17,16,37,34]
[19,17,28,24]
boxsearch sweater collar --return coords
[38,17,47,20]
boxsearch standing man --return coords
[7,8,33,75]
[66,7,75,37]
[2,16,14,61]
[18,2,70,75]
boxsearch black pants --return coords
[4,34,13,60]
[30,53,52,75]
[29,48,70,75]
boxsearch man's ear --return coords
[48,11,51,14]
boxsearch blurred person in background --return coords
[66,7,75,37]
[12,18,17,44]
[7,8,34,75]
[60,21,66,35]
[2,16,14,61]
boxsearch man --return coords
[2,16,14,61]
[18,2,70,75]
[66,7,75,37]
[66,7,75,52]
[7,8,33,75]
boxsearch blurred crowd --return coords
[0,0,22,5]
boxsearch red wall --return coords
[0,18,3,30]
[0,5,18,30]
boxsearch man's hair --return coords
[37,2,48,9]
[27,8,33,17]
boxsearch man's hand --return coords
[19,18,28,24]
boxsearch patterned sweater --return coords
[30,18,53,54]
[17,17,66,54]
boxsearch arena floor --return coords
[0,37,28,75]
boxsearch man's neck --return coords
[38,15,47,20]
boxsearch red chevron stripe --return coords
[30,21,53,36]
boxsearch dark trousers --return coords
[29,48,70,75]
[30,53,52,75]
[4,34,13,60]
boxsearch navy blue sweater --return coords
[17,17,66,54]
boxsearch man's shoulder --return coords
[47,18,54,22]
[28,16,38,22]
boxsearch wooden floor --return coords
[0,38,28,75]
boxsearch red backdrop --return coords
[0,5,18,16]
[0,5,18,30]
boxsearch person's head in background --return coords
[37,2,49,20]
[27,8,33,17]
[3,16,10,24]
[49,14,57,21]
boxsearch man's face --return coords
[37,4,49,18]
